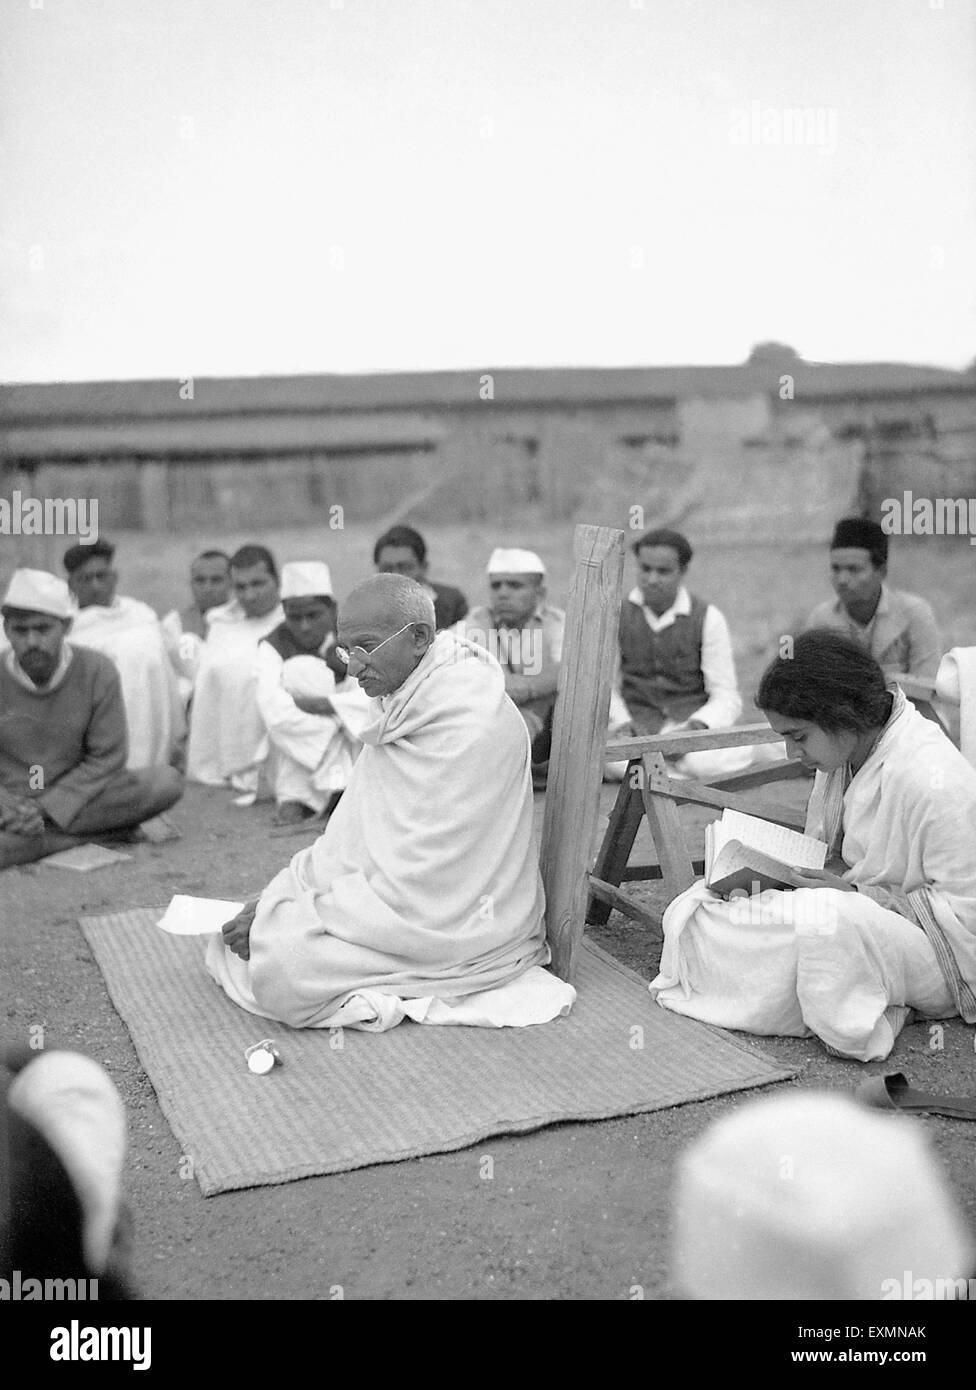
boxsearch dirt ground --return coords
[4,775,975,1305]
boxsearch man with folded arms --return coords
[802,516,941,679]
[0,569,182,869]
[186,543,284,794]
[453,548,565,783]
[161,549,232,708]
[208,575,570,1032]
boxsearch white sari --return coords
[650,690,976,1060]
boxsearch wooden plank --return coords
[587,877,664,934]
[706,759,807,792]
[540,524,626,981]
[642,767,806,830]
[637,752,697,900]
[606,722,783,760]
[621,860,705,881]
[586,767,645,926]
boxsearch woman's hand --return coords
[787,867,857,893]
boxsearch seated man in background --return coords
[161,549,231,708]
[208,575,568,1032]
[610,528,764,780]
[64,539,184,769]
[802,517,941,678]
[373,524,468,629]
[0,569,182,869]
[255,561,372,826]
[453,548,564,783]
[186,543,283,796]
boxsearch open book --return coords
[704,809,827,897]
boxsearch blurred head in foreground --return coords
[2,1048,134,1299]
[671,1091,974,1300]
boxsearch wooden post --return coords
[540,523,625,981]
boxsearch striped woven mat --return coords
[79,907,795,1195]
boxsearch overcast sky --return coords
[2,0,974,382]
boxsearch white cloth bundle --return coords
[280,654,336,700]
[935,646,976,769]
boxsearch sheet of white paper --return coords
[157,895,246,935]
[42,844,132,871]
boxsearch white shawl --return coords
[70,596,184,769]
[207,631,549,1026]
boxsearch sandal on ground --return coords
[856,1072,976,1121]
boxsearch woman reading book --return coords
[650,630,976,1061]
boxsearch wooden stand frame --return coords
[586,737,807,935]
[540,524,807,982]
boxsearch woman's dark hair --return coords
[757,630,891,733]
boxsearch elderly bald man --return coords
[0,569,182,869]
[207,574,561,1031]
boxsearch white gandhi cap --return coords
[671,1091,974,1300]
[486,548,546,576]
[280,561,334,600]
[1,567,73,620]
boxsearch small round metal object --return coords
[244,1039,281,1074]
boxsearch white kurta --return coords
[69,596,184,769]
[650,691,976,1060]
[160,609,203,709]
[186,599,283,785]
[254,641,373,811]
[207,631,550,1027]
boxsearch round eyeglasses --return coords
[333,622,415,668]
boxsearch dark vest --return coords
[431,582,468,631]
[619,594,708,732]
[261,619,346,680]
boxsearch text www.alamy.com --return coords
[791,1350,926,1364]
